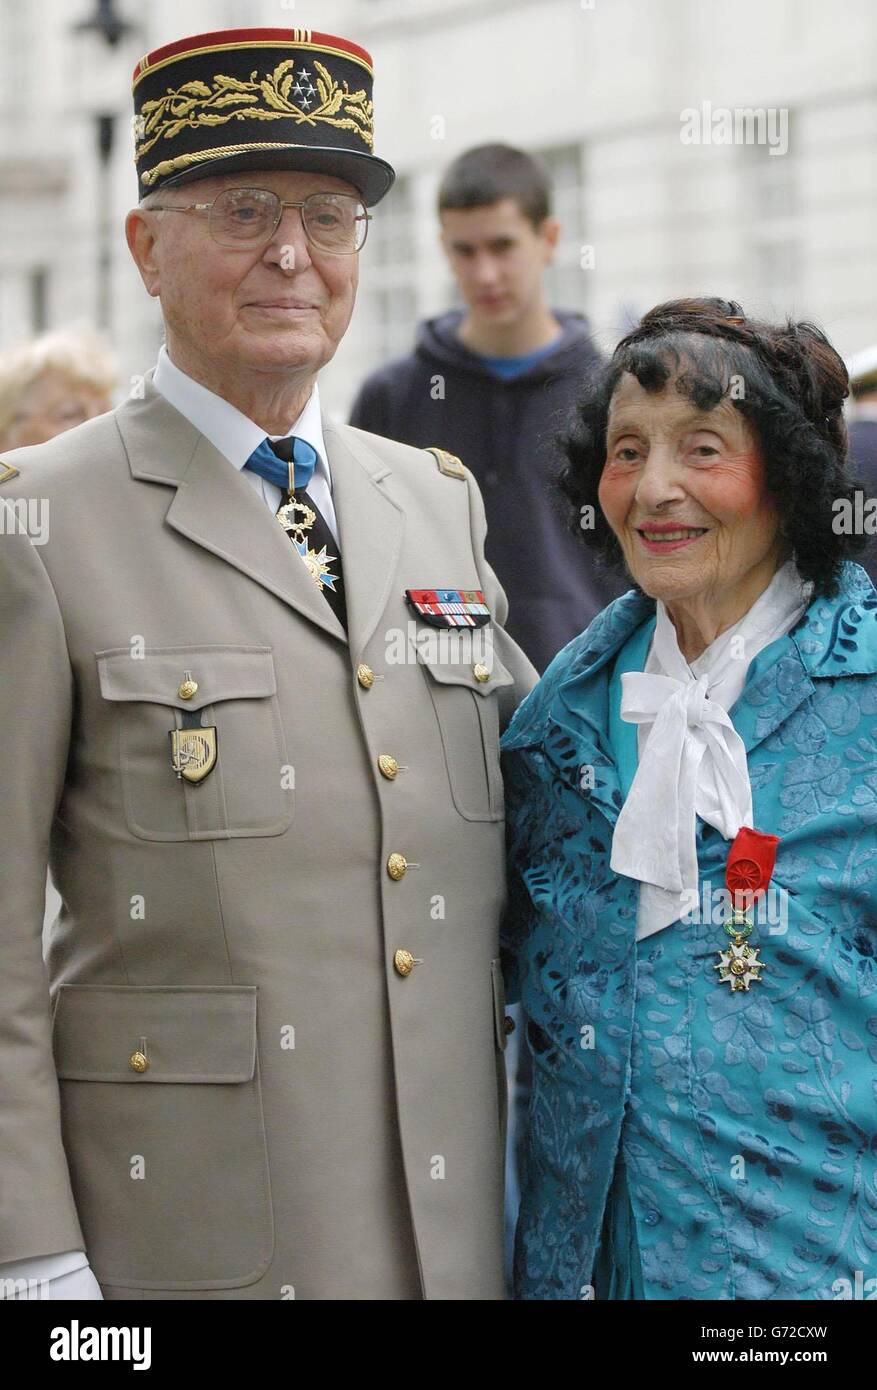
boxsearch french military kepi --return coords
[132,26,395,205]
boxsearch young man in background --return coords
[350,143,627,674]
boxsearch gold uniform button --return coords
[129,1050,149,1073]
[473,663,490,683]
[356,663,375,689]
[503,1014,516,1036]
[378,754,399,780]
[178,678,198,700]
[394,948,421,977]
[387,852,408,880]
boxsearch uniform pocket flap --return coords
[52,984,257,1083]
[417,648,515,697]
[95,646,277,710]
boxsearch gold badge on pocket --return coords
[169,726,217,783]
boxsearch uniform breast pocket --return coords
[52,983,273,1290]
[417,646,515,821]
[96,644,293,841]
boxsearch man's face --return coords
[127,169,361,379]
[439,198,559,328]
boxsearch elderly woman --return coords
[0,326,117,450]
[500,297,877,1301]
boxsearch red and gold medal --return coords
[714,827,779,992]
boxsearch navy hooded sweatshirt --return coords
[349,309,628,671]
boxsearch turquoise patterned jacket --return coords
[500,562,877,1300]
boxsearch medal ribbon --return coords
[724,826,779,909]
[714,826,779,992]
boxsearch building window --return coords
[0,0,31,121]
[361,173,418,361]
[537,142,589,313]
[740,112,799,312]
[30,266,48,332]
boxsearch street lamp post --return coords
[71,1,138,331]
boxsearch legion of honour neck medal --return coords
[276,494,340,593]
[714,826,779,993]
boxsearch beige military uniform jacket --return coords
[0,376,537,1300]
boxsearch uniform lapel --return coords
[321,419,405,657]
[116,380,346,644]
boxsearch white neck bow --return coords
[609,560,811,937]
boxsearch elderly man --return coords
[0,28,535,1301]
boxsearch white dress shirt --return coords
[0,1249,102,1300]
[610,560,813,941]
[152,343,339,541]
[2,350,340,1301]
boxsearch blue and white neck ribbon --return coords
[244,435,318,492]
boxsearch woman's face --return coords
[598,371,784,608]
[2,370,111,449]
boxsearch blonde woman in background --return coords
[0,326,117,450]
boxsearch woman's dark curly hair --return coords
[558,296,868,597]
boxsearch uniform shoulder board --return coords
[0,460,19,484]
[425,446,466,480]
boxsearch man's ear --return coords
[125,208,162,298]
[539,216,562,264]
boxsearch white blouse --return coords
[609,559,812,941]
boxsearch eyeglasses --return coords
[149,187,371,254]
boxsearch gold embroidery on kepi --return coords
[136,60,374,170]
[0,461,19,484]
[131,28,395,207]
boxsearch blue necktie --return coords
[244,435,318,492]
[245,435,347,631]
